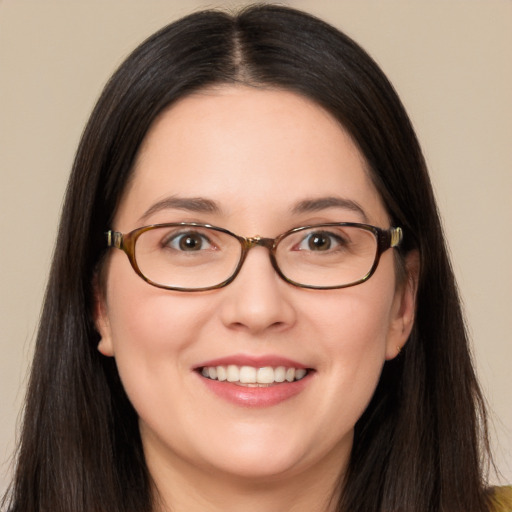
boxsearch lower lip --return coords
[198,373,312,407]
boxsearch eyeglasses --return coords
[106,222,403,292]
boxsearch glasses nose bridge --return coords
[235,235,280,282]
[243,235,276,251]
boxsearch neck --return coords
[146,441,348,512]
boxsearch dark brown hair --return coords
[3,5,492,511]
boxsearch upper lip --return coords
[194,354,310,370]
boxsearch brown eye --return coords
[166,232,212,251]
[295,231,345,252]
[307,233,332,251]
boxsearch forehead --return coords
[115,86,388,231]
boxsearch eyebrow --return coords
[139,196,222,223]
[139,195,368,223]
[291,196,368,221]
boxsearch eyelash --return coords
[294,231,346,252]
[162,230,216,251]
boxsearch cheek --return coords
[305,278,396,356]
[105,251,209,344]
[313,296,392,391]
[107,292,208,366]
[103,266,215,404]
[300,277,396,424]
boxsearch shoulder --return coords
[489,486,512,512]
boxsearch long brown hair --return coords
[3,5,492,511]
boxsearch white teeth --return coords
[274,366,286,382]
[257,367,275,384]
[200,365,309,384]
[226,365,239,382]
[239,366,257,383]
[216,366,227,382]
[295,368,307,380]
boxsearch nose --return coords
[218,246,297,335]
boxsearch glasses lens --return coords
[275,225,378,288]
[134,226,242,289]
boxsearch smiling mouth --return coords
[199,365,310,387]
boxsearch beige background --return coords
[1,0,511,494]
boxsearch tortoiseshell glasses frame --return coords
[106,222,403,292]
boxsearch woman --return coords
[2,5,510,512]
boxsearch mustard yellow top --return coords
[490,486,512,512]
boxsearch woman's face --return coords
[96,86,416,488]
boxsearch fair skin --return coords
[96,86,417,512]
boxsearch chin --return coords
[203,452,309,483]
[192,426,348,483]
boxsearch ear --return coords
[93,273,115,357]
[385,250,420,360]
